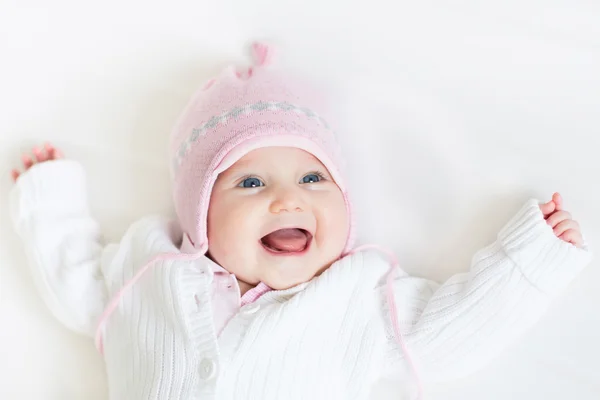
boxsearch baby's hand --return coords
[540,192,583,248]
[11,143,63,182]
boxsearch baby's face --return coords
[207,147,348,290]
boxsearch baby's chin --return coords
[259,268,317,290]
[258,258,335,290]
[264,276,315,291]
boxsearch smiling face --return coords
[207,146,349,291]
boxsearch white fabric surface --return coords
[1,1,599,399]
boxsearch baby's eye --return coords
[300,173,323,184]
[239,177,264,188]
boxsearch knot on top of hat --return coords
[251,42,274,67]
[234,42,275,80]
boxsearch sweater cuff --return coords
[10,160,90,225]
[498,199,592,296]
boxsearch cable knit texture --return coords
[10,160,592,399]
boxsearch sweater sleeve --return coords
[381,199,593,382]
[10,160,108,337]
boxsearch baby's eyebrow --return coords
[225,157,256,172]
[305,162,331,175]
[218,164,255,182]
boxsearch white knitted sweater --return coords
[10,160,592,400]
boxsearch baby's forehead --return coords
[230,147,322,169]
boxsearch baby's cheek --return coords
[319,199,349,247]
[219,204,260,250]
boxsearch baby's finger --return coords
[552,192,563,211]
[33,146,48,162]
[11,169,20,182]
[540,200,556,218]
[54,149,64,159]
[560,229,583,248]
[546,210,572,228]
[22,154,34,169]
[553,219,579,237]
[45,143,56,159]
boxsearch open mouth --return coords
[260,228,313,255]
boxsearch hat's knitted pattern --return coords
[169,43,353,254]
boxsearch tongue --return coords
[262,229,308,252]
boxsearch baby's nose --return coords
[269,190,305,214]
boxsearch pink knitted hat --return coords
[169,43,354,254]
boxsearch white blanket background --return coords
[1,1,599,399]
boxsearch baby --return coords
[10,43,592,400]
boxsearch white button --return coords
[242,303,261,315]
[199,358,217,380]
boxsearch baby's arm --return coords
[10,144,107,336]
[382,194,592,383]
